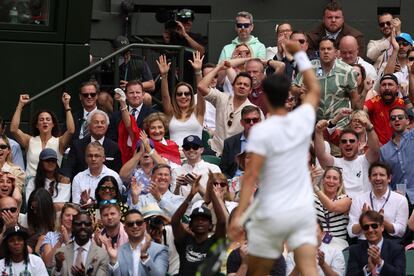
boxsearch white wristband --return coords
[293,51,312,72]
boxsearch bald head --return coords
[339,35,359,64]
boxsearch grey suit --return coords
[52,241,109,276]
[109,241,169,276]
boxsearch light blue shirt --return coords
[8,137,25,170]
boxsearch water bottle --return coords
[9,6,18,24]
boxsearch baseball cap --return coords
[113,35,130,49]
[396,33,413,46]
[380,74,399,85]
[39,148,58,161]
[190,206,212,220]
[2,226,29,242]
[182,135,203,148]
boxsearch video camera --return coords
[155,8,195,31]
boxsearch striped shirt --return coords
[314,194,350,240]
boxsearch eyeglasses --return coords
[242,118,260,124]
[176,91,192,97]
[213,181,227,188]
[378,21,391,28]
[183,144,200,151]
[362,223,379,231]
[398,40,410,47]
[340,139,356,144]
[236,23,251,29]
[408,57,414,62]
[0,144,9,150]
[125,220,145,227]
[73,221,93,227]
[390,114,406,121]
[81,93,97,98]
[227,112,234,127]
[99,185,116,192]
[0,207,17,213]
[297,39,306,44]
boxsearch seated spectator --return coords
[171,174,226,275]
[347,210,406,275]
[0,117,25,170]
[129,164,183,217]
[52,212,109,275]
[228,152,256,201]
[40,203,80,267]
[0,170,21,208]
[63,109,122,179]
[173,135,221,203]
[286,220,345,275]
[347,162,408,241]
[141,112,181,165]
[315,119,380,198]
[26,148,70,211]
[10,93,75,178]
[93,203,128,250]
[103,209,169,275]
[0,226,48,275]
[220,105,261,178]
[307,1,364,58]
[351,64,375,101]
[314,166,351,241]
[87,176,128,222]
[72,141,123,204]
[324,108,372,154]
[157,53,205,148]
[218,11,266,63]
[0,197,22,248]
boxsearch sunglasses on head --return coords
[340,138,356,144]
[0,207,17,213]
[183,144,200,151]
[213,181,227,188]
[125,220,145,227]
[81,93,97,98]
[378,21,391,28]
[242,118,260,124]
[99,199,117,206]
[176,91,192,97]
[0,144,9,150]
[390,114,406,121]
[362,223,379,231]
[236,23,251,29]
[227,112,234,127]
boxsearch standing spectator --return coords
[246,59,267,114]
[10,93,75,178]
[307,1,364,58]
[218,11,266,63]
[0,226,48,275]
[266,22,293,60]
[0,116,25,170]
[292,38,359,127]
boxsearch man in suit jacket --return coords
[220,105,261,178]
[307,1,364,58]
[107,80,155,142]
[346,210,405,276]
[53,212,109,276]
[104,209,169,276]
[63,109,121,178]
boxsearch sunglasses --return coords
[213,181,227,188]
[340,139,356,144]
[390,114,406,121]
[81,93,97,98]
[378,21,391,28]
[362,223,379,231]
[236,23,251,29]
[243,118,260,124]
[125,220,145,227]
[183,144,200,151]
[297,39,306,44]
[176,91,192,97]
[0,144,9,150]
[99,185,116,192]
[73,221,93,227]
[227,112,234,127]
[0,207,17,213]
[99,199,117,205]
[408,57,414,62]
[398,40,410,47]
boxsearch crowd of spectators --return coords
[1,1,414,275]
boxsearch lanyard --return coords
[8,261,30,276]
[370,189,391,211]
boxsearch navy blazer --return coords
[108,241,169,276]
[62,135,122,178]
[220,132,243,178]
[71,110,84,141]
[346,239,405,276]
[107,104,156,142]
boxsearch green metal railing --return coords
[26,43,193,119]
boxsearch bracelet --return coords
[194,70,202,76]
[293,51,312,72]
[120,106,128,111]
[366,125,374,132]
[64,108,71,112]
[148,148,155,156]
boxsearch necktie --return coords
[75,246,84,267]
[131,108,137,118]
[371,265,378,276]
[81,113,90,139]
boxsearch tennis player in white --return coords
[228,41,321,276]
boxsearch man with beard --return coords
[53,212,109,276]
[364,74,406,145]
[171,174,226,275]
[381,107,414,209]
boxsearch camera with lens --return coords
[155,8,195,31]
